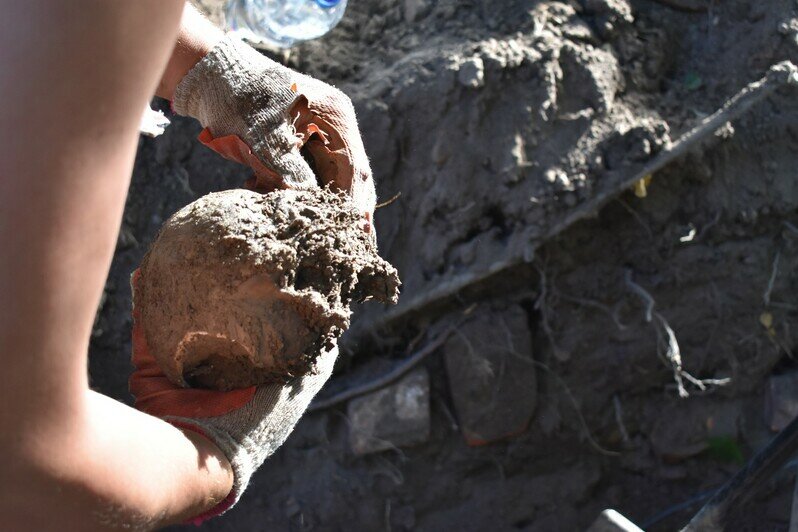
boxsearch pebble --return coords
[650,399,740,461]
[347,368,430,455]
[403,0,431,22]
[457,57,485,88]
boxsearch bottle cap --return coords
[315,0,341,7]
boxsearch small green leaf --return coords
[706,436,744,465]
[684,72,703,91]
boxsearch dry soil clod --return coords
[137,188,400,391]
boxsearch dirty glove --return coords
[173,36,376,231]
[128,270,336,523]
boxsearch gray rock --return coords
[457,56,485,88]
[584,0,634,38]
[403,0,431,23]
[347,368,430,455]
[739,404,771,453]
[765,372,798,431]
[650,399,740,461]
[444,305,537,445]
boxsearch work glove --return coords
[172,36,376,233]
[128,270,336,523]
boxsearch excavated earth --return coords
[137,188,399,391]
[89,0,798,530]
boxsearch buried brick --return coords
[443,305,537,445]
[347,368,430,455]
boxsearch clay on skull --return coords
[136,188,400,391]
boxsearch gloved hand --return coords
[173,36,376,233]
[128,270,336,523]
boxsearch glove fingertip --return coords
[279,154,319,190]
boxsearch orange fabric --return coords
[197,99,356,201]
[197,128,285,193]
[198,76,373,226]
[290,95,348,192]
[128,270,256,418]
[288,84,375,232]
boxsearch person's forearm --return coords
[80,391,234,527]
[156,3,224,100]
[3,391,233,530]
[0,1,231,528]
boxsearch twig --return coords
[346,62,798,344]
[613,395,631,444]
[559,293,629,331]
[308,323,459,412]
[623,269,655,323]
[696,211,722,240]
[531,359,621,456]
[495,318,620,457]
[330,409,408,462]
[374,455,405,485]
[763,251,781,306]
[533,263,555,336]
[436,396,460,431]
[783,221,798,236]
[615,198,654,239]
[654,311,689,398]
[625,269,730,397]
[679,224,697,243]
[375,191,402,210]
[534,262,567,360]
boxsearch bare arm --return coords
[0,2,232,529]
[156,4,224,101]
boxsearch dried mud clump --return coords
[137,188,400,391]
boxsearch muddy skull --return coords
[136,188,399,391]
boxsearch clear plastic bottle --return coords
[225,0,347,48]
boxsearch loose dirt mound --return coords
[137,188,399,390]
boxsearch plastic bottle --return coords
[225,0,347,48]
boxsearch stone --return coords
[443,305,537,445]
[650,399,740,461]
[765,372,798,431]
[584,0,634,39]
[402,0,431,23]
[347,368,430,455]
[585,510,643,532]
[738,395,772,453]
[457,57,485,88]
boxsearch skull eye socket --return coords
[177,332,254,390]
